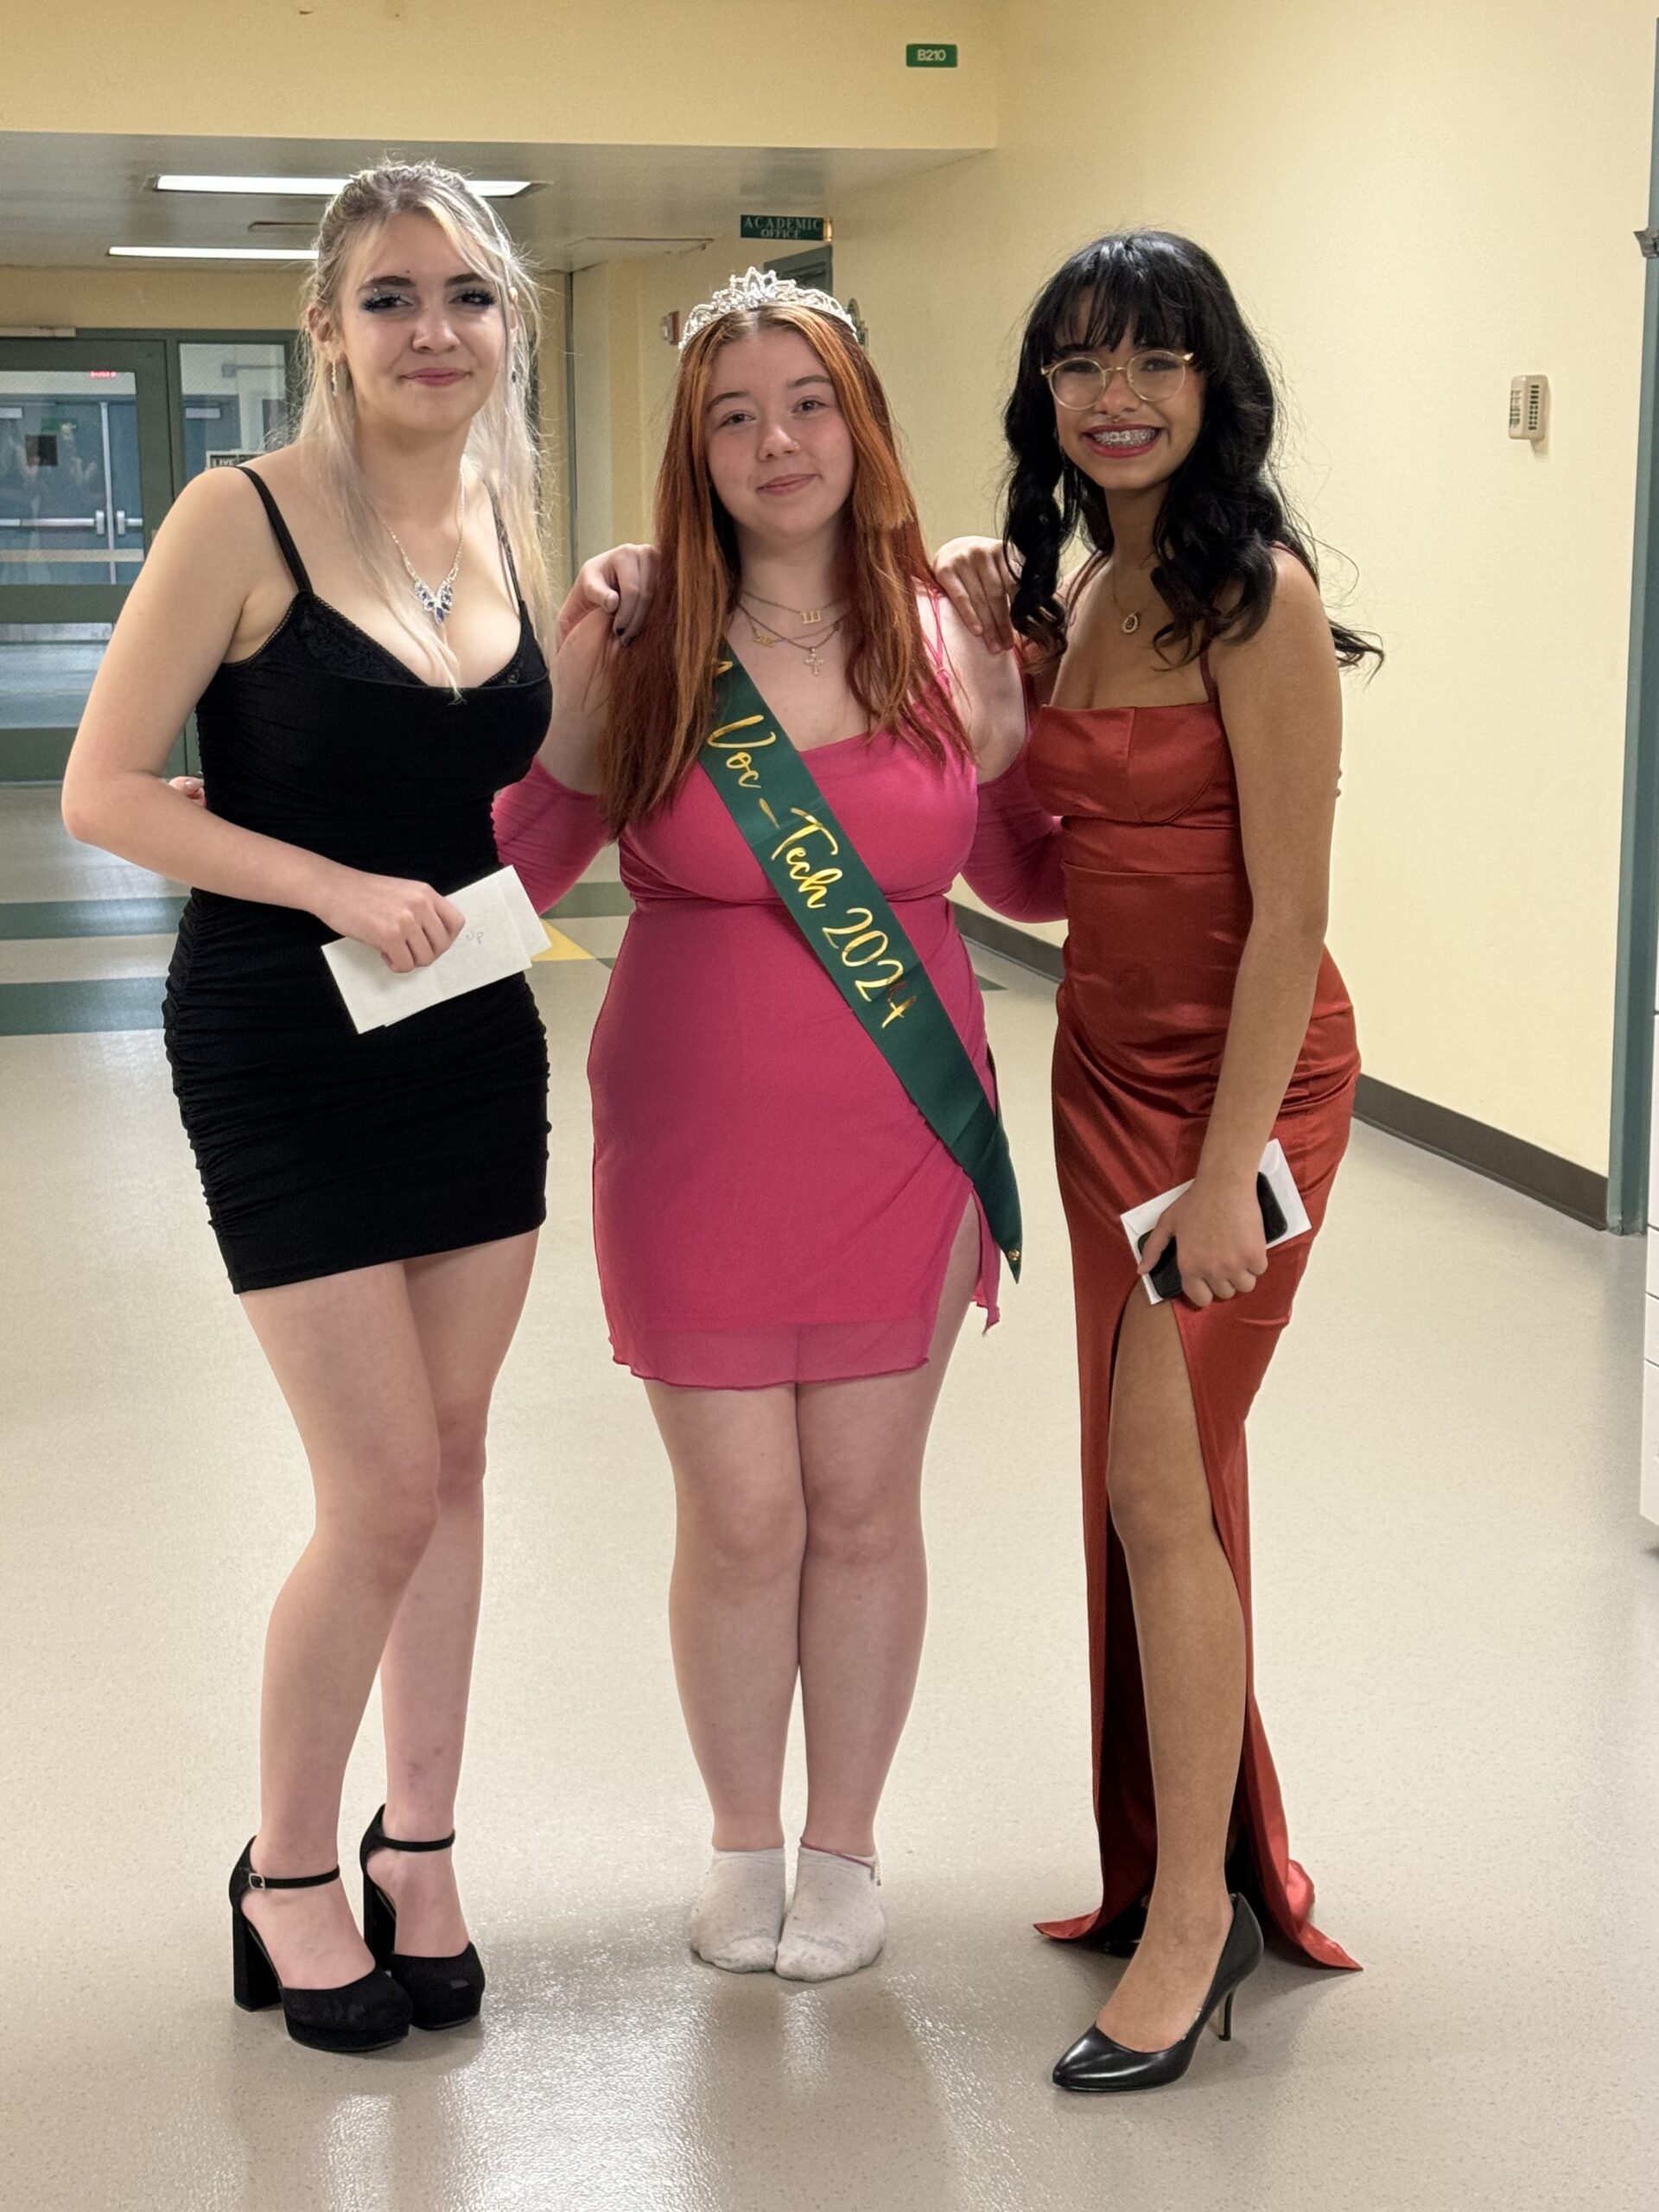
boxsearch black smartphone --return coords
[1137,1173,1287,1304]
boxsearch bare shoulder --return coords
[1262,545,1328,623]
[156,456,297,575]
[1210,549,1333,683]
[162,457,267,532]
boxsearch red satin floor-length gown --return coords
[969,653,1360,1971]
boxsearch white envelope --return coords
[322,866,549,1034]
[1119,1138,1311,1306]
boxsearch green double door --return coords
[0,332,294,781]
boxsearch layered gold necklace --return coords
[738,594,847,677]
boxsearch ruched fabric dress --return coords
[162,468,552,1294]
[968,656,1360,1970]
[493,728,1000,1389]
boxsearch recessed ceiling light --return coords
[109,245,319,261]
[154,174,531,199]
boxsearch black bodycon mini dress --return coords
[162,467,552,1294]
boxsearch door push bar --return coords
[0,511,142,531]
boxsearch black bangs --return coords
[1027,231,1213,365]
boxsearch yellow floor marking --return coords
[532,924,594,963]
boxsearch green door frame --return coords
[1609,25,1659,1232]
[0,327,300,783]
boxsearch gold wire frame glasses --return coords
[1043,348,1195,410]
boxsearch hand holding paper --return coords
[322,866,548,1033]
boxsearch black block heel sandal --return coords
[360,1806,486,2031]
[230,1840,412,2054]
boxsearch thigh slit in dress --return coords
[969,657,1360,1970]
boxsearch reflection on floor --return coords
[3,788,1656,2212]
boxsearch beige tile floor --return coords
[3,795,1657,2210]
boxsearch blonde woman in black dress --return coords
[62,165,556,2053]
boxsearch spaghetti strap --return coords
[1198,648,1219,704]
[238,467,312,595]
[486,486,524,610]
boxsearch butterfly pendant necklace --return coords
[383,478,466,627]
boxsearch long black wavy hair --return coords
[1003,229,1380,669]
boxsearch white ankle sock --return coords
[689,1847,787,1972]
[774,1846,885,1983]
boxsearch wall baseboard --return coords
[1351,1075,1608,1228]
[952,900,1064,982]
[950,902,1611,1230]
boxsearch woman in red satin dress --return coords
[944,229,1379,2091]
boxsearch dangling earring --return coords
[328,362,340,398]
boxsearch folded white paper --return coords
[322,866,548,1033]
[1119,1138,1311,1306]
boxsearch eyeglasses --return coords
[1043,348,1194,410]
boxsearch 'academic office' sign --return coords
[740,216,831,244]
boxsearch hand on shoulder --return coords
[932,534,1019,653]
[932,589,1027,779]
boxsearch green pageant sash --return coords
[699,655,1022,1278]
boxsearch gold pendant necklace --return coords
[742,587,846,629]
[741,601,844,676]
[1107,560,1152,636]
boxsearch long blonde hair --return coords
[293,162,555,686]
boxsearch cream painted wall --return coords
[0,263,305,329]
[0,1,996,148]
[816,0,1659,1176]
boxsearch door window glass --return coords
[178,342,289,482]
[0,371,142,587]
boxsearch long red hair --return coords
[601,302,967,830]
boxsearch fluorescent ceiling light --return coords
[156,174,531,198]
[109,245,319,261]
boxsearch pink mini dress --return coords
[494,727,1001,1389]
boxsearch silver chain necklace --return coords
[382,480,466,628]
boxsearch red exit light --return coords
[87,369,118,379]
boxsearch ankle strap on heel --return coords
[369,1805,455,1853]
[246,1864,340,1891]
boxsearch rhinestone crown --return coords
[680,265,860,350]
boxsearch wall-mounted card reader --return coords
[1510,374,1549,442]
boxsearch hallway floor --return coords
[3,790,1656,2212]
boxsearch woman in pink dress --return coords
[494,270,1026,1980]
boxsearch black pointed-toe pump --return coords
[1052,1894,1264,2094]
[230,1841,412,2054]
[359,1807,486,2031]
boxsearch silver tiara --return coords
[680,265,860,350]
